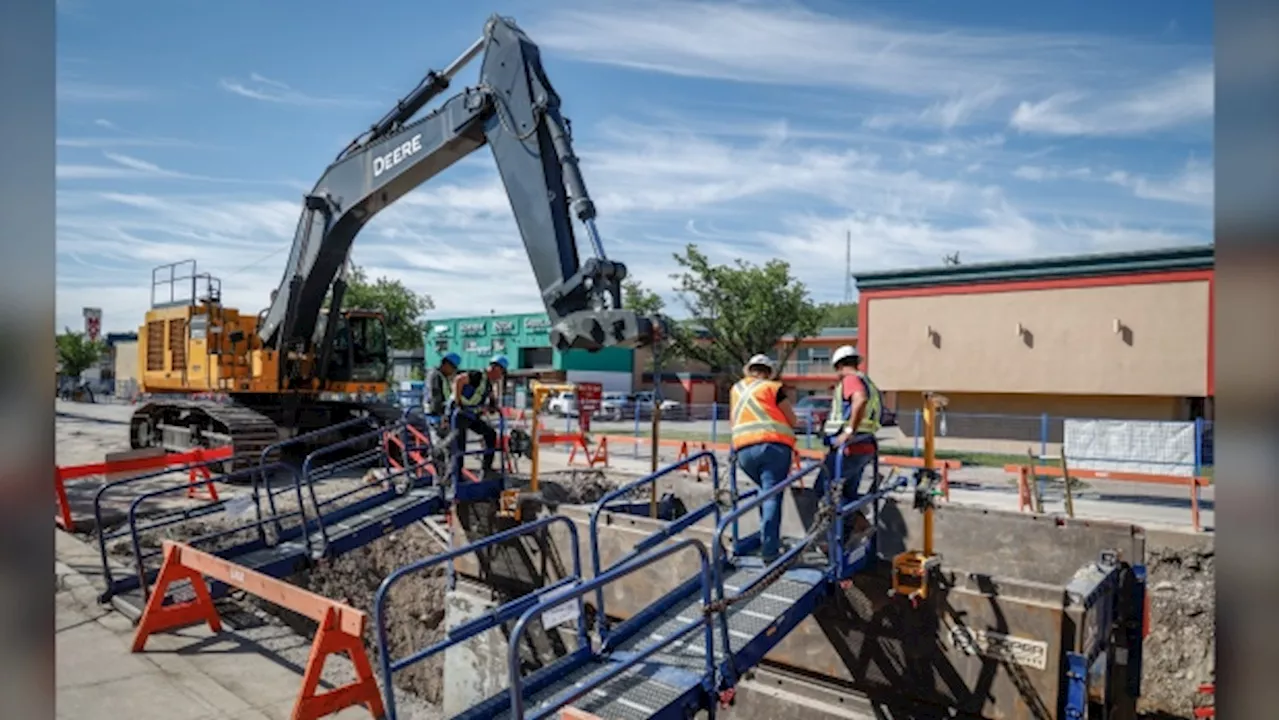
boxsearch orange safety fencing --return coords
[54,446,233,531]
[134,541,385,720]
[381,425,437,482]
[1006,464,1210,531]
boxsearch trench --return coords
[87,464,1213,719]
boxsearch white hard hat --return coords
[831,344,860,367]
[745,353,775,371]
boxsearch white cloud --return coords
[57,151,294,185]
[1105,159,1213,207]
[866,85,1008,131]
[58,81,147,102]
[57,136,195,149]
[531,0,1206,132]
[1012,165,1094,181]
[56,117,1211,333]
[93,118,118,130]
[218,73,375,107]
[1010,66,1213,136]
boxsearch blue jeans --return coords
[814,440,875,508]
[735,442,794,560]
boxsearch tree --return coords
[667,244,822,379]
[340,265,434,350]
[817,301,859,328]
[623,278,683,374]
[56,328,104,379]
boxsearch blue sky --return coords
[56,0,1213,334]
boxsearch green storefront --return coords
[422,312,635,399]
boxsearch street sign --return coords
[576,382,603,433]
[83,307,102,342]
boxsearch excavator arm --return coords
[258,14,663,376]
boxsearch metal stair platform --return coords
[107,485,445,619]
[609,557,832,678]
[454,654,708,720]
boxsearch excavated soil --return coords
[285,524,451,703]
[1139,542,1215,719]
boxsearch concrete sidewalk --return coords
[55,530,436,720]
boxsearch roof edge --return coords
[856,243,1213,292]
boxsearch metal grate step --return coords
[462,658,703,720]
[611,563,822,673]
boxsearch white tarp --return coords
[1063,419,1197,477]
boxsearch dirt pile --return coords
[288,523,450,703]
[1139,541,1214,719]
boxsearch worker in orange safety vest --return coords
[730,354,798,562]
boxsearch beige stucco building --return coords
[855,245,1214,448]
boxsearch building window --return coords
[521,346,553,368]
[492,338,506,353]
[434,339,449,353]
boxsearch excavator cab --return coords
[320,310,389,384]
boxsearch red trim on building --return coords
[857,298,870,374]
[1206,275,1214,396]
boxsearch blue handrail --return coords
[507,537,715,720]
[373,515,582,720]
[123,462,297,601]
[300,424,411,556]
[711,459,828,672]
[588,450,719,637]
[256,416,380,538]
[92,453,260,600]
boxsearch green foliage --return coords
[667,244,822,379]
[623,278,683,372]
[56,328,104,379]
[622,278,665,316]
[341,265,434,350]
[817,301,859,328]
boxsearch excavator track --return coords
[129,399,282,473]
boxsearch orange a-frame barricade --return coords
[568,436,609,468]
[673,441,712,480]
[133,541,385,720]
[54,445,232,530]
[1006,463,1210,531]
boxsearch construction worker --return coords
[424,352,461,422]
[730,354,798,562]
[816,345,882,539]
[447,355,509,476]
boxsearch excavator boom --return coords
[259,14,660,366]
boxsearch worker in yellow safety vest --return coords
[445,355,509,477]
[815,344,882,539]
[730,354,798,562]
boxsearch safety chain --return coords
[703,499,837,617]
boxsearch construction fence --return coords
[531,403,1215,478]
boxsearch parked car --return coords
[596,392,630,421]
[792,395,831,431]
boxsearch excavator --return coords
[130,14,664,467]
